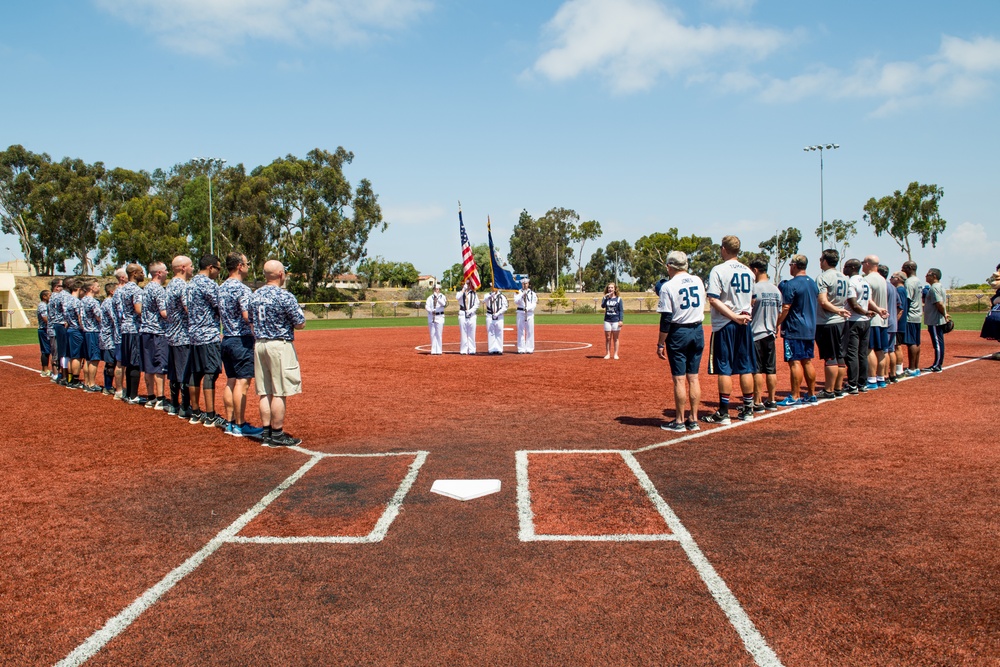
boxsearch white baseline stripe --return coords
[367,450,428,542]
[526,534,680,542]
[54,454,323,667]
[228,535,376,544]
[620,451,784,667]
[0,358,44,373]
[515,451,536,541]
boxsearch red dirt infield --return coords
[1,324,997,666]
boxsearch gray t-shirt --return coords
[751,280,782,341]
[923,282,947,326]
[905,275,923,323]
[816,268,849,325]
[865,271,888,328]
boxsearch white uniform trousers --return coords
[516,311,534,353]
[427,314,444,354]
[459,312,477,354]
[486,315,504,354]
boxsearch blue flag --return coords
[487,217,521,290]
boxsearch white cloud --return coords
[528,0,789,93]
[944,221,1000,257]
[381,203,446,226]
[759,35,1000,113]
[94,0,432,58]
[704,0,756,11]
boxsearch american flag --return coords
[459,208,481,290]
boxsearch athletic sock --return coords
[719,394,730,414]
[263,426,272,439]
[742,396,753,408]
[895,364,903,374]
[207,411,216,419]
[156,396,165,404]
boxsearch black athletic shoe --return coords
[834,389,847,399]
[931,366,943,373]
[164,404,177,416]
[684,420,700,432]
[817,390,837,400]
[736,406,754,422]
[265,432,303,448]
[205,415,227,429]
[701,410,731,424]
[846,385,859,395]
[177,407,192,420]
[188,411,204,425]
[857,383,869,393]
[762,400,778,412]
[660,420,685,432]
[888,375,899,384]
[752,403,766,413]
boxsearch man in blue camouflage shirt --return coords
[117,264,146,402]
[80,280,103,392]
[219,252,263,439]
[139,261,169,409]
[250,259,305,447]
[62,278,85,389]
[99,282,119,395]
[186,254,224,428]
[48,278,67,384]
[166,255,194,418]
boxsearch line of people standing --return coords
[37,254,306,447]
[424,277,538,355]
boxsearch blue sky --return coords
[2,0,998,286]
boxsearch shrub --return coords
[575,303,596,314]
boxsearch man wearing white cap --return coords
[514,277,537,353]
[424,282,446,355]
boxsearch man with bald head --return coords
[165,255,194,417]
[249,260,306,447]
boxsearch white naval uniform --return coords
[514,288,537,353]
[483,291,509,354]
[457,288,479,355]
[424,292,446,354]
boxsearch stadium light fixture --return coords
[192,157,227,256]
[803,144,839,249]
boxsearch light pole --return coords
[803,143,839,250]
[192,157,227,256]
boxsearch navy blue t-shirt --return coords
[895,285,908,331]
[779,275,819,340]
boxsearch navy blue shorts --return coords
[168,345,192,385]
[754,335,776,375]
[38,330,50,355]
[102,348,117,366]
[54,324,67,361]
[84,332,102,362]
[708,321,755,375]
[120,333,142,368]
[816,322,848,362]
[783,337,815,362]
[869,326,889,352]
[666,323,704,376]
[222,335,255,379]
[67,328,85,359]
[140,333,169,374]
[190,342,222,380]
[903,321,922,346]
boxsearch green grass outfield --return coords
[0,312,990,347]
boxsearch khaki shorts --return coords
[254,339,302,397]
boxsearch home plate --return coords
[430,479,501,501]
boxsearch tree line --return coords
[443,186,946,292]
[0,144,385,301]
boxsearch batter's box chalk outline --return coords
[227,450,429,545]
[515,449,784,667]
[55,449,429,667]
[515,449,678,543]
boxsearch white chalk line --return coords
[55,449,428,666]
[517,449,783,666]
[633,354,992,454]
[54,454,323,667]
[620,451,784,667]
[0,357,46,373]
[414,340,592,354]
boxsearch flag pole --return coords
[488,216,495,290]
